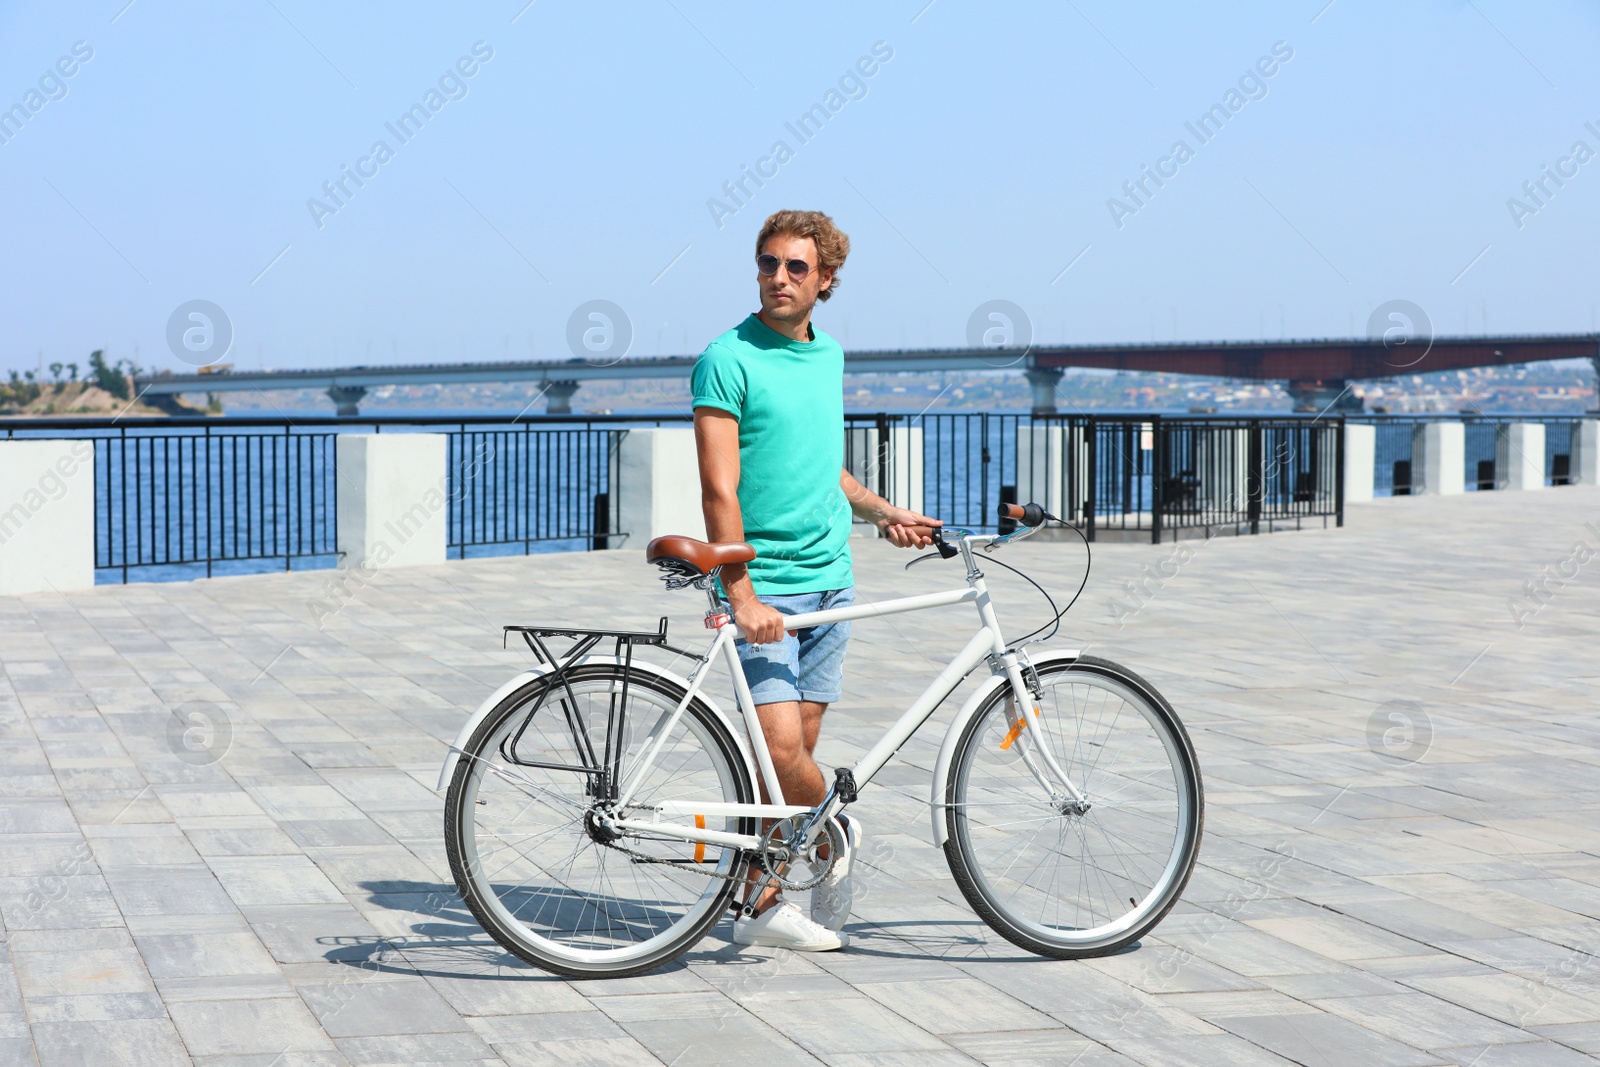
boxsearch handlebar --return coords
[899,500,1059,565]
[899,500,1049,542]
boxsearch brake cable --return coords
[900,517,1091,646]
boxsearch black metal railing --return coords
[847,412,1025,529]
[840,413,1343,543]
[6,410,1357,583]
[2,415,656,581]
[443,422,626,557]
[1034,415,1343,542]
[1,421,338,582]
[1545,419,1578,485]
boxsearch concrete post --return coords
[886,426,923,515]
[1412,421,1464,495]
[1196,428,1249,512]
[1573,420,1600,486]
[1017,423,1089,521]
[1496,423,1545,491]
[336,434,449,569]
[0,440,96,596]
[846,426,923,534]
[617,428,705,546]
[1344,423,1375,503]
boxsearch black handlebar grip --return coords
[997,502,1046,527]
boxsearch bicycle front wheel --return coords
[944,655,1202,958]
[445,665,753,978]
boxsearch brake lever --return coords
[904,527,959,570]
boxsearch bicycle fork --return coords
[995,652,1092,814]
[958,539,1091,813]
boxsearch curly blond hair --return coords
[756,210,850,301]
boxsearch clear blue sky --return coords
[3,0,1598,376]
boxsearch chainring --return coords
[758,814,845,892]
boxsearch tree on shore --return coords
[88,349,135,400]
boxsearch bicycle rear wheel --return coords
[445,665,753,978]
[944,655,1202,958]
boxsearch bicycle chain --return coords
[595,835,762,886]
[594,820,837,891]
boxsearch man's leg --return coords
[746,698,829,914]
[799,699,827,758]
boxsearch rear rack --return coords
[496,618,701,794]
[503,617,701,664]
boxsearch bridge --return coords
[133,333,1600,415]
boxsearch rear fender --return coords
[435,657,755,794]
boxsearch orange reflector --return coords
[694,815,706,863]
[999,706,1039,751]
[999,717,1026,750]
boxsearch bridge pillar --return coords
[145,393,197,416]
[1024,366,1063,415]
[328,385,368,416]
[545,380,580,415]
[1286,379,1363,413]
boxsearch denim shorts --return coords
[730,587,855,705]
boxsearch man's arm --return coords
[694,408,790,644]
[840,469,942,548]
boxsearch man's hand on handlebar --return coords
[877,506,943,549]
[732,598,794,646]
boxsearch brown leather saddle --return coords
[645,535,756,587]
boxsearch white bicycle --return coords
[439,501,1203,978]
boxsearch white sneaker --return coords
[810,815,861,932]
[731,901,848,951]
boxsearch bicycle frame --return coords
[607,533,1088,853]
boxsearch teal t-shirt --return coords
[691,314,852,594]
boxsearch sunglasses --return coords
[756,254,814,280]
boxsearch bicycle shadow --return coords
[694,916,1139,965]
[326,880,1139,978]
[834,919,1140,964]
[320,879,688,982]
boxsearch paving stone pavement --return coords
[2,487,1599,1066]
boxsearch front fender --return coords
[435,657,756,794]
[929,648,1080,847]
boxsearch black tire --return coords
[943,655,1203,959]
[445,665,753,978]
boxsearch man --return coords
[691,209,941,952]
